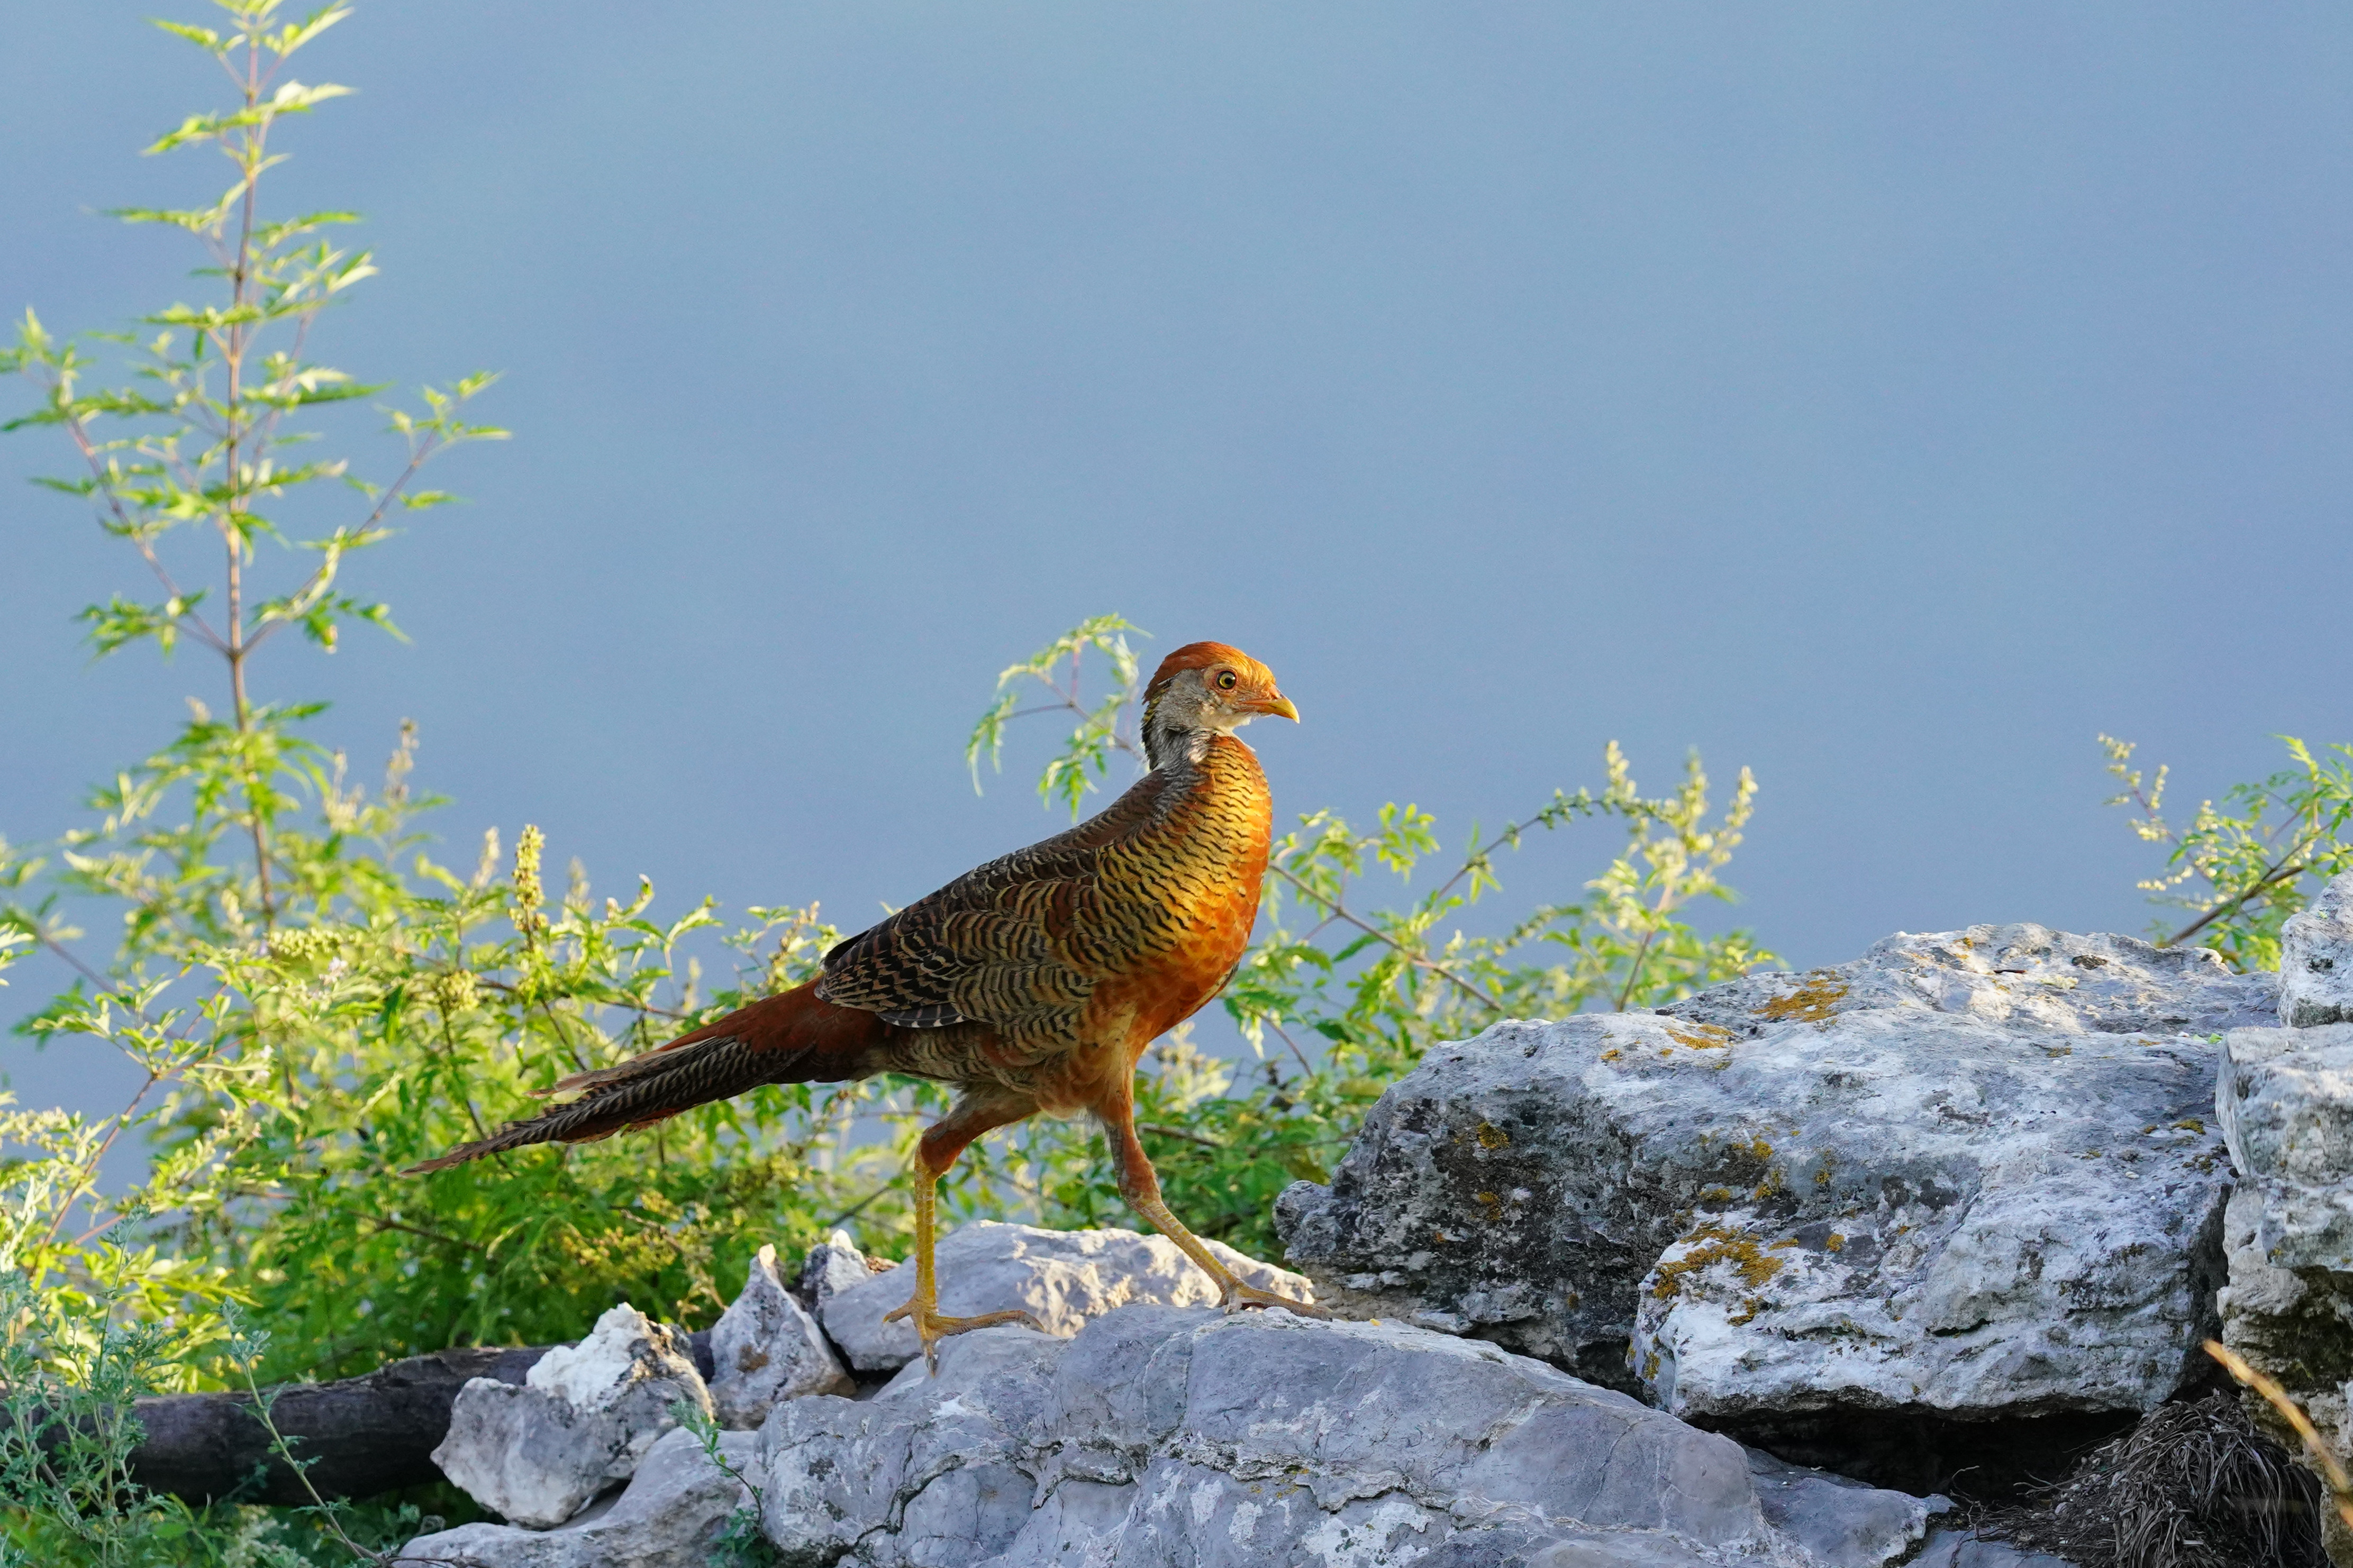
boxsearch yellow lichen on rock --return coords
[1756,974,1849,1024]
[1651,1224,1786,1300]
[1665,1022,1736,1052]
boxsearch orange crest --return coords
[1144,641,1264,699]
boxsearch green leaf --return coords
[149,19,225,50]
[269,4,356,59]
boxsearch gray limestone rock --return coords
[753,1305,1938,1566]
[1910,1531,2078,1567]
[2283,872,2353,1029]
[1276,924,2247,1439]
[816,1219,1315,1372]
[1745,1449,1948,1567]
[2215,1020,2353,1563]
[402,1425,756,1567]
[2218,1023,2353,1273]
[709,1244,852,1429]
[801,1227,887,1309]
[431,1303,713,1529]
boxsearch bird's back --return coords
[818,734,1273,1106]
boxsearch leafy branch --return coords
[2,0,503,933]
[965,614,1146,818]
[2102,733,2353,970]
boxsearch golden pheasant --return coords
[410,641,1319,1363]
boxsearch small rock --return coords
[798,1227,882,1308]
[2282,871,2353,1028]
[1746,1448,1942,1567]
[816,1219,1315,1372]
[709,1244,852,1428]
[431,1303,712,1529]
[1910,1528,2079,1566]
[403,1425,756,1566]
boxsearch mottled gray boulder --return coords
[403,1425,755,1566]
[754,1306,1939,1566]
[2218,1023,2353,1272]
[2283,873,2353,1028]
[1277,925,2251,1447]
[2215,1020,2353,1564]
[817,1219,1314,1372]
[432,1304,713,1529]
[710,1244,852,1428]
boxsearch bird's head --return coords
[1140,642,1297,768]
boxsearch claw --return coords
[883,1299,1049,1373]
[1221,1279,1328,1318]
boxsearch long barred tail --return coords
[403,981,888,1174]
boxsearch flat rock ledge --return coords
[756,1306,1943,1567]
[1276,923,2262,1488]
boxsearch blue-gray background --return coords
[5,4,2349,1121]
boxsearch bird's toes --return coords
[1222,1281,1328,1318]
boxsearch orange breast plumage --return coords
[1092,733,1274,1054]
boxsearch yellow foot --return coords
[1222,1278,1329,1317]
[882,1299,1048,1373]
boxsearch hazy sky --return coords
[6,4,2350,1122]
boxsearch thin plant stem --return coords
[2204,1338,2353,1535]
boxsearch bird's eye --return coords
[1215,670,1239,690]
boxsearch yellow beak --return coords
[1249,691,1301,722]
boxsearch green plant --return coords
[2,4,502,951]
[0,1272,196,1567]
[0,4,922,1557]
[673,1400,778,1568]
[0,1276,462,1566]
[2102,734,2353,971]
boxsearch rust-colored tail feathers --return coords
[403,982,887,1174]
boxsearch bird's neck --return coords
[1143,712,1248,770]
[1145,720,1205,770]
[1145,732,1265,818]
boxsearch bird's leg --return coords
[1100,1092,1327,1317]
[882,1091,1046,1373]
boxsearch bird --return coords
[408,640,1322,1365]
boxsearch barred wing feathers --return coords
[817,770,1186,1063]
